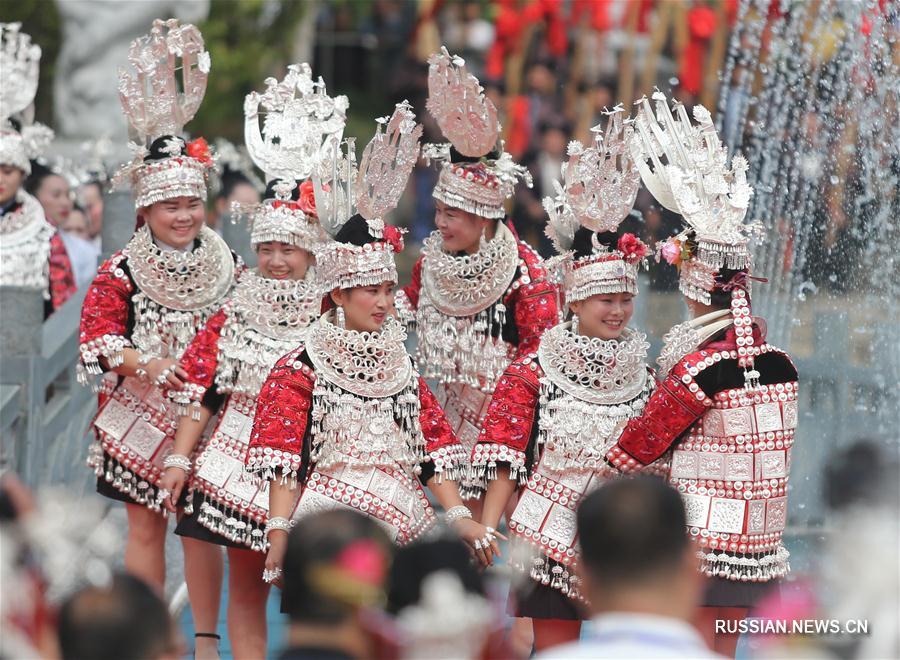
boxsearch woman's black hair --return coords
[217,169,254,201]
[448,145,501,164]
[709,268,746,308]
[334,213,378,247]
[24,160,56,195]
[386,537,485,615]
[571,226,619,259]
[261,178,302,203]
[145,135,187,162]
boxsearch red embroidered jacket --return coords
[605,325,799,584]
[78,245,242,393]
[245,347,465,485]
[397,222,560,358]
[79,252,136,353]
[607,325,797,469]
[468,352,543,485]
[173,307,228,411]
[48,230,77,314]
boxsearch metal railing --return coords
[0,284,96,494]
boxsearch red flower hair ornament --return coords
[185,137,214,166]
[617,232,650,265]
[381,225,405,252]
[297,180,318,218]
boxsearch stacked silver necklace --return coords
[125,224,235,359]
[417,222,519,390]
[0,191,53,295]
[305,314,424,472]
[215,268,320,396]
[536,323,653,471]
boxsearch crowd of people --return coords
[0,12,826,660]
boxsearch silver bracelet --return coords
[264,516,294,539]
[445,505,473,524]
[163,453,192,473]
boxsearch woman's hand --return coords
[145,357,189,390]
[263,530,289,588]
[159,466,188,514]
[452,518,507,568]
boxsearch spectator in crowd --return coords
[539,477,720,659]
[61,203,91,241]
[280,509,394,660]
[209,169,260,234]
[26,162,99,290]
[60,203,100,287]
[78,179,105,250]
[57,573,184,660]
[386,535,514,659]
[441,0,495,74]
[514,120,571,255]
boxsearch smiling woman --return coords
[472,109,655,651]
[75,25,235,659]
[142,195,206,249]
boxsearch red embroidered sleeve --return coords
[169,307,228,419]
[48,231,77,310]
[395,257,422,326]
[245,350,315,483]
[418,376,466,483]
[608,360,711,469]
[77,252,134,388]
[470,355,541,486]
[508,242,560,357]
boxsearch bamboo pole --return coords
[617,0,643,111]
[640,0,674,97]
[701,0,730,108]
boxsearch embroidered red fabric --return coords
[611,359,712,466]
[509,241,559,356]
[180,307,227,391]
[401,256,423,309]
[49,231,77,310]
[475,357,542,455]
[247,350,315,464]
[418,376,458,454]
[79,252,134,346]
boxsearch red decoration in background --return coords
[680,4,717,96]
[486,0,568,80]
[570,0,613,31]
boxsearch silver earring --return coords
[571,313,579,334]
[336,306,346,329]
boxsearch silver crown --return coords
[244,63,348,183]
[543,106,643,301]
[630,90,759,270]
[314,100,422,239]
[0,23,53,173]
[426,47,499,158]
[313,101,422,294]
[544,105,640,253]
[118,19,210,144]
[0,23,40,121]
